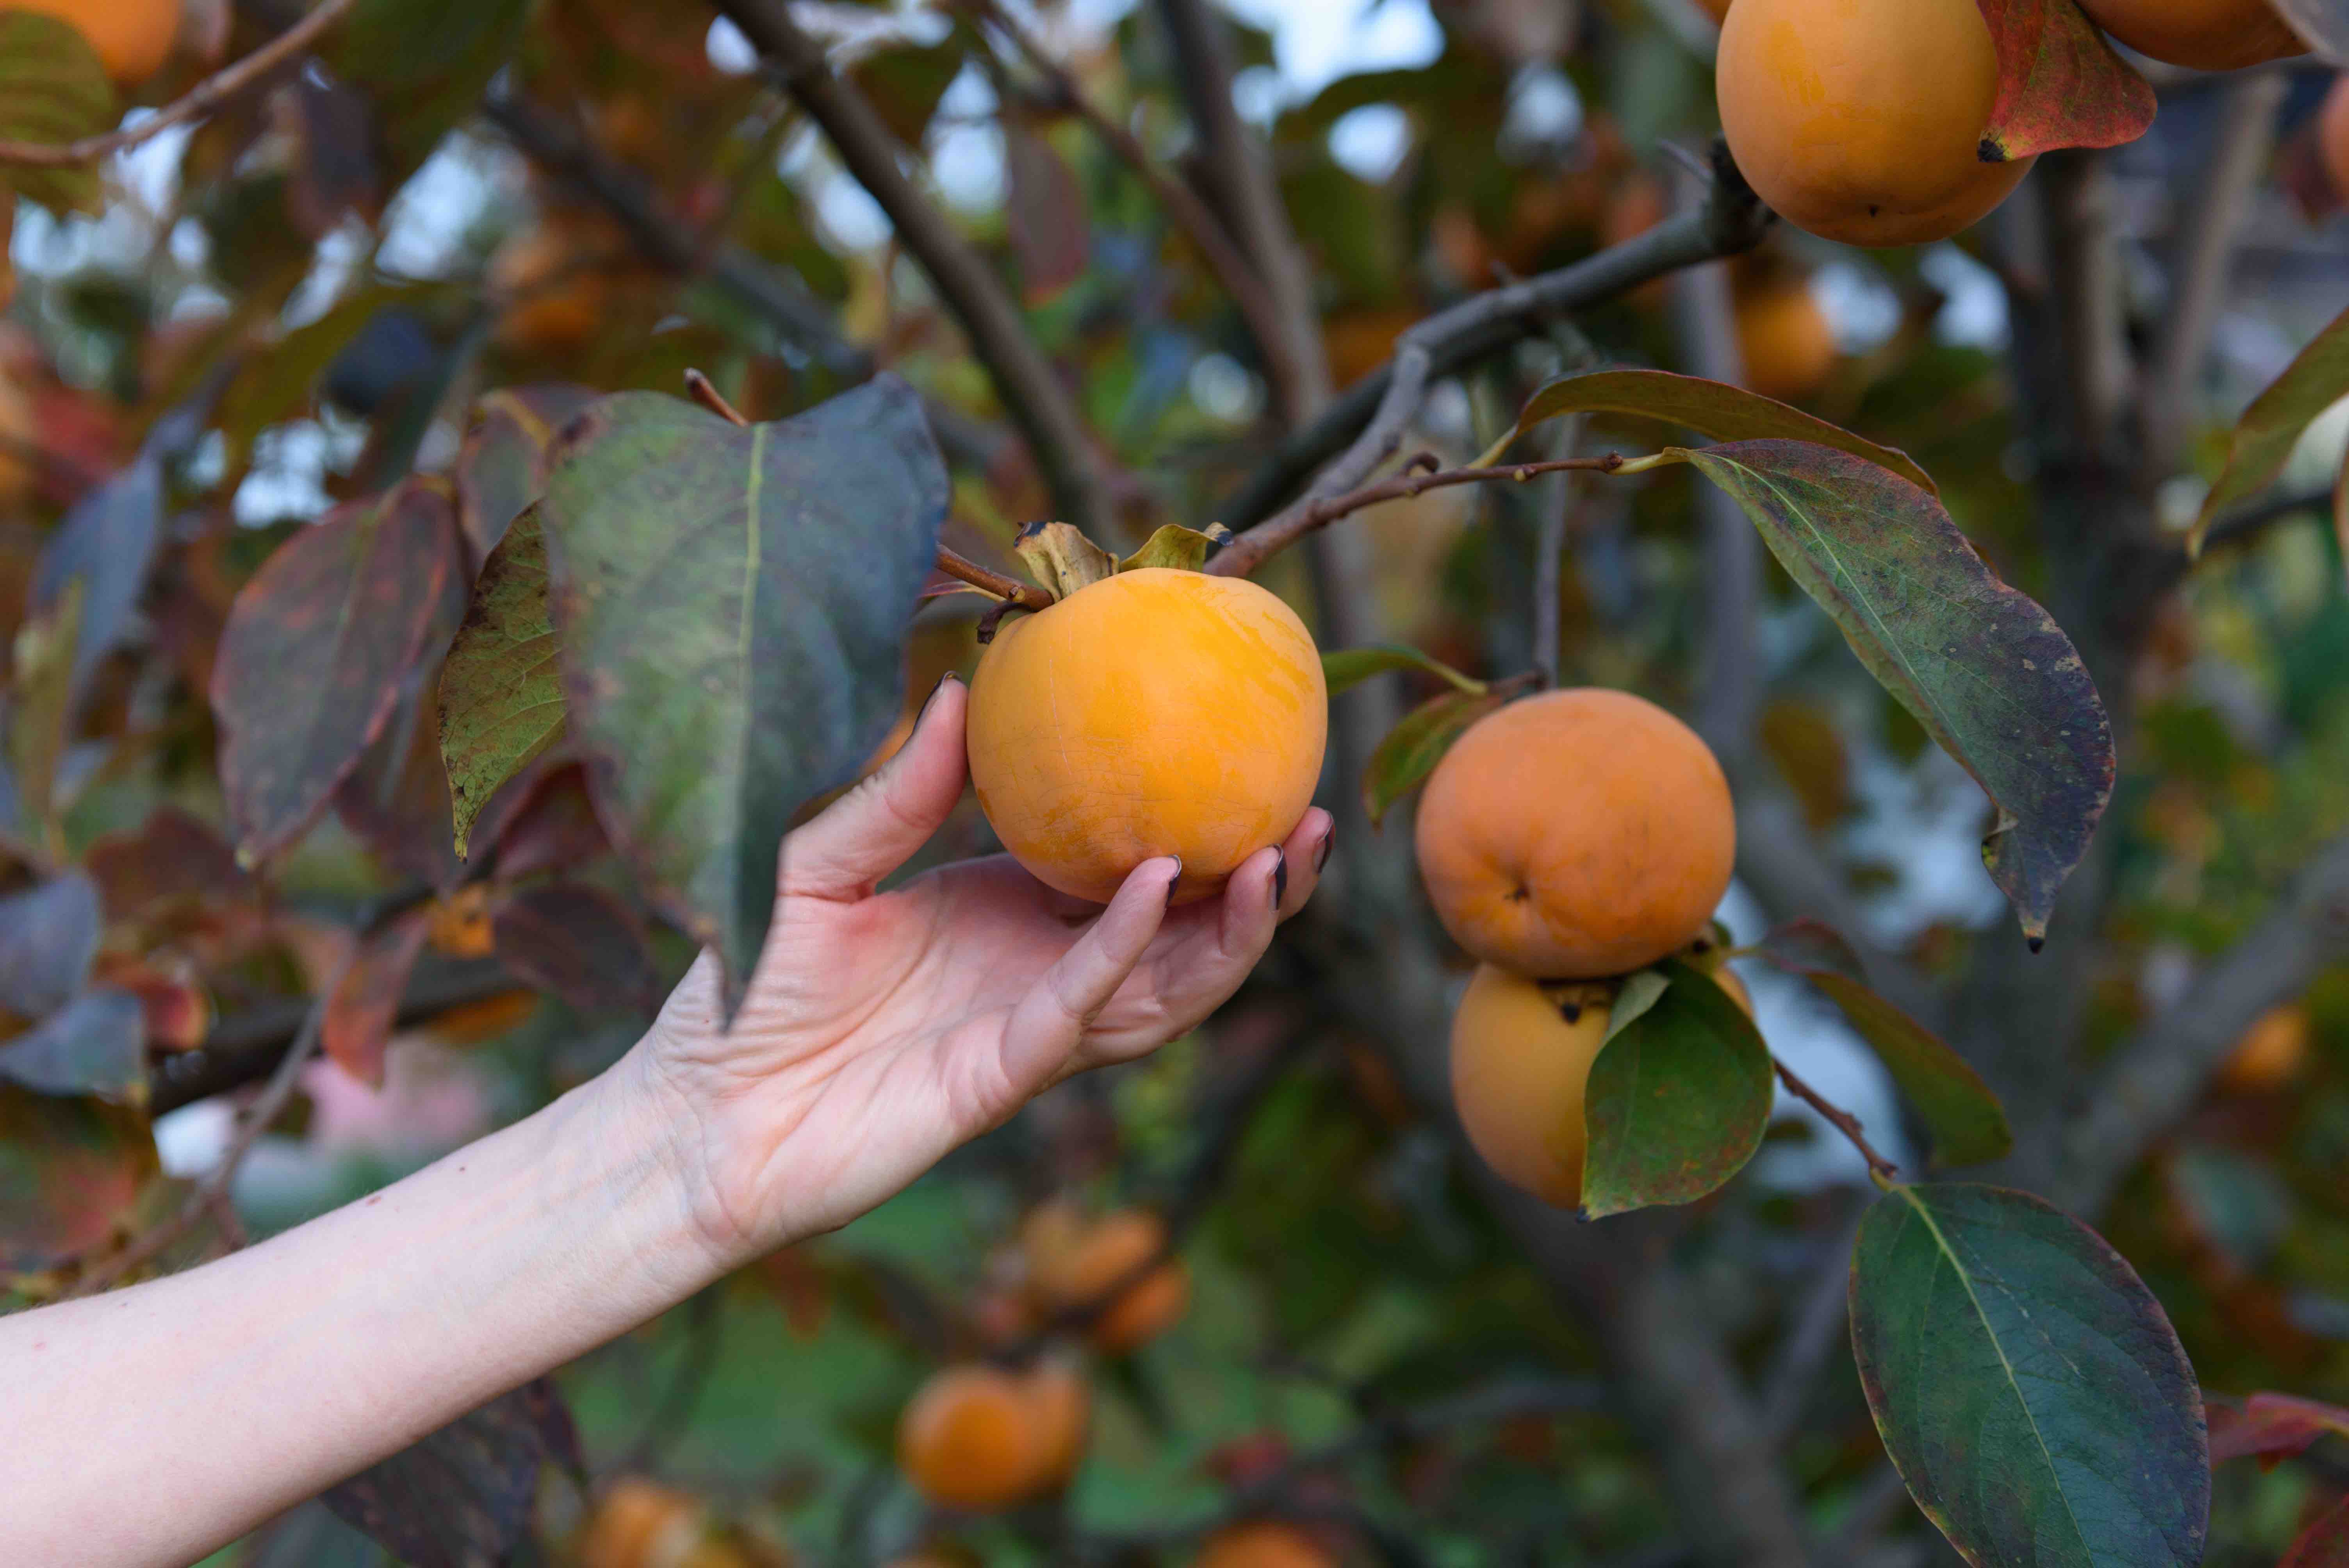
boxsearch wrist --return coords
[561,1044,744,1296]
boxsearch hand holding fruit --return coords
[627,675,1331,1266]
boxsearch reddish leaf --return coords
[491,883,658,1015]
[2207,1393,2349,1467]
[0,873,100,1018]
[2283,1494,2349,1568]
[0,1082,156,1274]
[323,1378,581,1568]
[486,761,609,882]
[334,687,464,891]
[323,914,432,1087]
[1005,116,1089,304]
[212,481,467,866]
[85,807,248,921]
[1975,0,2157,162]
[454,385,598,570]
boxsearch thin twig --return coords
[714,0,1117,540]
[0,0,362,166]
[1215,454,1630,577]
[684,369,749,427]
[1770,1056,1898,1183]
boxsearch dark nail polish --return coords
[1166,858,1183,907]
[1314,823,1335,874]
[919,670,961,720]
[1272,848,1288,910]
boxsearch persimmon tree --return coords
[3,0,2349,1564]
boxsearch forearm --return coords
[0,1050,720,1568]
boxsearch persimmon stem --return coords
[1208,452,1637,578]
[0,0,363,167]
[1770,1054,1900,1183]
[684,369,750,428]
[939,548,1054,612]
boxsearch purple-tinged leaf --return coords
[2206,1392,2349,1467]
[30,456,162,707]
[454,385,598,570]
[1005,116,1089,304]
[322,1378,581,1568]
[0,1082,156,1274]
[0,873,100,1019]
[0,991,145,1105]
[322,913,431,1087]
[1975,0,2157,162]
[492,883,659,1015]
[2280,1493,2349,1568]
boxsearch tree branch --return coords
[2053,833,2349,1218]
[1773,1056,1899,1184]
[0,0,362,167]
[1209,145,1771,563]
[1668,224,1761,763]
[1215,451,1629,570]
[2144,69,2287,474]
[710,0,1115,538]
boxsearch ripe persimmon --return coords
[1716,0,2033,247]
[581,1479,706,1568]
[1451,961,1753,1209]
[2319,74,2349,207]
[2075,0,2303,69]
[0,372,34,509]
[2216,1003,2310,1094]
[1025,1206,1190,1353]
[1194,1521,1337,1568]
[15,0,179,84]
[966,567,1326,906]
[1414,689,1734,980]
[1734,278,1837,403]
[897,1359,1091,1511]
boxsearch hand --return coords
[615,675,1332,1266]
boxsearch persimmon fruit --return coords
[1195,1521,1337,1568]
[1715,0,2033,247]
[2216,1003,2310,1094]
[1734,278,1837,402]
[2075,0,2304,69]
[967,567,1326,906]
[896,1359,1091,1511]
[2319,74,2349,206]
[581,1479,706,1568]
[1024,1206,1190,1353]
[1414,689,1734,980]
[1451,960,1754,1209]
[0,373,34,509]
[17,0,179,84]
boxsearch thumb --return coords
[781,675,970,899]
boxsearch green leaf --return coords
[847,34,966,146]
[1599,967,1670,1048]
[439,506,565,860]
[540,378,948,1011]
[1675,441,2111,946]
[1322,643,1485,697]
[1975,0,2157,162]
[454,385,598,569]
[0,991,145,1106]
[1119,523,1232,575]
[1579,960,1773,1218]
[326,0,531,185]
[1756,920,2011,1167]
[2189,303,2349,554]
[1363,687,1506,829]
[0,13,114,215]
[1851,1184,2210,1568]
[1493,368,1936,494]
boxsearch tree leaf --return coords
[1495,368,1936,494]
[454,384,599,570]
[2189,303,2349,554]
[326,0,531,186]
[1599,967,1672,1047]
[484,761,608,882]
[1363,687,1505,829]
[0,991,146,1105]
[1580,959,1773,1218]
[31,456,163,708]
[2280,1493,2349,1568]
[1675,441,2112,945]
[1756,919,2012,1167]
[1016,519,1117,599]
[438,505,565,860]
[1975,0,2157,162]
[322,1377,581,1568]
[0,14,114,215]
[1120,523,1233,574]
[1321,643,1485,697]
[1005,116,1090,304]
[0,1082,156,1274]
[0,873,100,1019]
[539,378,948,1011]
[1851,1184,2210,1568]
[323,913,431,1087]
[491,883,659,1015]
[213,481,468,866]
[847,35,965,146]
[85,809,246,922]
[9,580,82,845]
[2206,1392,2349,1466]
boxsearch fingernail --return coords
[1272,848,1288,911]
[920,670,961,719]
[1166,858,1183,908]
[1314,822,1335,874]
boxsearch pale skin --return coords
[0,675,1332,1568]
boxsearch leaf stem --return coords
[0,0,363,167]
[1771,1054,1900,1183]
[684,369,750,428]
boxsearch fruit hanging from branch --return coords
[2073,0,2307,70]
